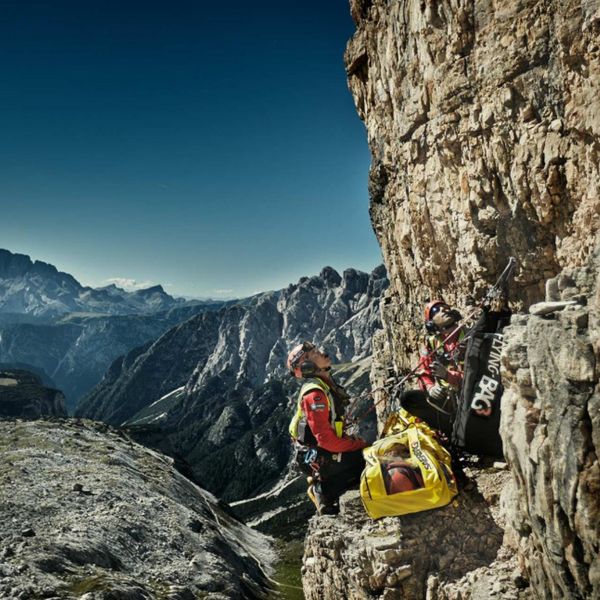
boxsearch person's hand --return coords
[429,384,447,401]
[431,361,448,380]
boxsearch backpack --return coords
[452,308,511,458]
[360,409,458,519]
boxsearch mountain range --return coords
[77,265,387,506]
[0,249,227,409]
[0,248,195,318]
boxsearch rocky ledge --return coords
[302,464,528,600]
[0,419,274,600]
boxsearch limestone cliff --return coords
[298,2,600,599]
[345,0,600,367]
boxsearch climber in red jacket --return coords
[401,300,466,437]
[287,341,368,515]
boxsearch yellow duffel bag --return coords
[360,409,458,519]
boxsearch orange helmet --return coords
[383,461,424,494]
[286,341,316,378]
[423,300,447,322]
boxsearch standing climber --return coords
[287,341,368,515]
[400,300,465,436]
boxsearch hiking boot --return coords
[307,483,338,516]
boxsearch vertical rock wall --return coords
[345,0,600,368]
[501,247,600,599]
[319,1,600,598]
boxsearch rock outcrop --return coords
[297,1,600,598]
[345,0,600,367]
[0,419,274,600]
[501,247,600,599]
[0,369,67,418]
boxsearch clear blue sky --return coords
[0,1,381,298]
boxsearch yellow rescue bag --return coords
[360,409,458,519]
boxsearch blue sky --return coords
[0,1,381,298]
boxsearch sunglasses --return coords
[429,304,449,318]
[290,341,316,367]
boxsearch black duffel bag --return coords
[452,308,511,458]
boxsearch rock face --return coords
[345,0,600,367]
[0,248,192,317]
[297,2,600,599]
[0,369,67,418]
[501,246,600,599]
[77,266,387,502]
[0,419,274,600]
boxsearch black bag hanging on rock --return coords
[452,308,511,458]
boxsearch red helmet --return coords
[423,300,447,322]
[383,461,424,494]
[286,341,316,378]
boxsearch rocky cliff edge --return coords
[0,419,274,600]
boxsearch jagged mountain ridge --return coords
[77,265,387,501]
[0,248,198,317]
[0,303,225,410]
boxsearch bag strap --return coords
[407,426,433,472]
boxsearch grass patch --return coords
[269,538,305,600]
[66,574,109,595]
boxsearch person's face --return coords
[431,304,455,329]
[307,347,332,371]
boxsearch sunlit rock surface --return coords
[345,0,600,368]
[0,419,274,600]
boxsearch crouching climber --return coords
[400,300,465,437]
[287,342,368,515]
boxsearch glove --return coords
[429,384,447,401]
[431,361,448,380]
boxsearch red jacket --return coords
[301,389,366,453]
[417,329,465,392]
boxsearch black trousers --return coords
[295,445,365,505]
[318,449,365,505]
[400,389,454,438]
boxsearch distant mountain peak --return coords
[134,285,166,295]
[0,248,182,318]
